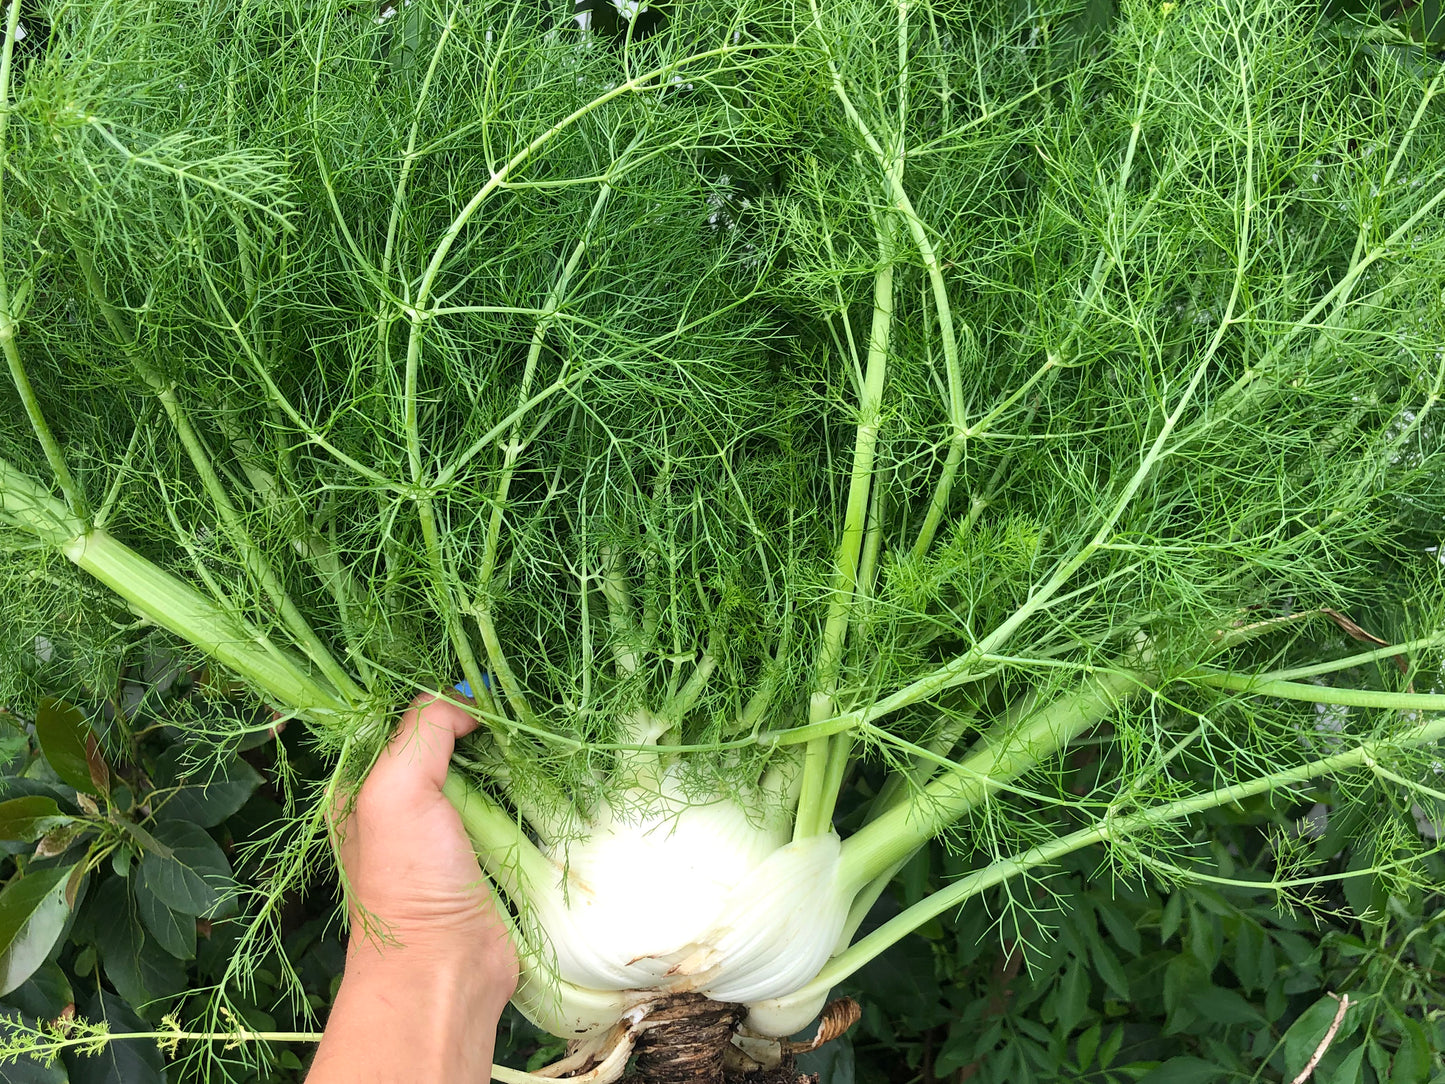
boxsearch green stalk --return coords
[0,2,89,524]
[441,771,554,901]
[796,251,894,841]
[0,456,344,718]
[803,708,1445,1001]
[839,666,1148,891]
[67,246,362,703]
[375,11,466,720]
[469,184,616,714]
[221,436,376,688]
[1239,634,1445,683]
[914,18,1168,558]
[810,0,969,561]
[378,1,463,293]
[1193,673,1445,711]
[0,1021,573,1084]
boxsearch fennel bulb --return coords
[526,775,848,1025]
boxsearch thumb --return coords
[366,690,478,793]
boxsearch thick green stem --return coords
[69,246,361,703]
[810,0,976,561]
[802,708,1445,1001]
[0,456,343,718]
[839,666,1148,891]
[796,253,894,840]
[441,771,553,900]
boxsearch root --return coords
[533,994,859,1084]
[633,993,743,1084]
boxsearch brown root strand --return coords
[622,993,861,1083]
[632,994,744,1084]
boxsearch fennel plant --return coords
[1,0,1444,1077]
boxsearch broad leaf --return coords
[89,879,187,1011]
[1055,960,1088,1037]
[151,747,262,828]
[1089,939,1129,1000]
[1329,1044,1365,1084]
[0,865,79,997]
[4,960,74,1020]
[1284,996,1355,1080]
[32,701,97,796]
[138,820,234,918]
[132,878,196,961]
[1188,985,1266,1027]
[0,797,72,843]
[1075,1022,1102,1070]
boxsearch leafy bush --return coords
[830,780,1445,1083]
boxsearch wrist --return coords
[310,934,514,1083]
[344,926,517,1010]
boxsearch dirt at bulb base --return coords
[630,993,806,1084]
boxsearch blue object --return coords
[454,674,492,698]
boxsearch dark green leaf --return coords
[152,747,262,829]
[1098,1023,1124,1068]
[1390,1018,1430,1083]
[63,989,164,1084]
[1091,939,1129,1000]
[1284,997,1349,1079]
[796,1032,854,1084]
[1187,985,1266,1027]
[1136,1056,1227,1084]
[1188,907,1222,971]
[935,1023,979,1077]
[132,878,195,961]
[1342,851,1383,924]
[1076,1021,1102,1069]
[5,961,73,1019]
[89,879,187,1010]
[138,820,234,918]
[0,797,72,843]
[1163,955,1208,1034]
[1264,977,1287,1023]
[1232,920,1263,991]
[1160,893,1183,943]
[1091,894,1142,957]
[33,701,96,796]
[1056,961,1088,1037]
[0,865,79,997]
[1329,1044,1364,1084]
[1273,930,1317,966]
[1367,1038,1392,1082]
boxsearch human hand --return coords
[331,692,517,973]
[308,693,516,1083]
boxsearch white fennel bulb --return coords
[524,772,852,1035]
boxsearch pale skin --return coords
[307,694,518,1083]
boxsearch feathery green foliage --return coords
[1,0,1444,1075]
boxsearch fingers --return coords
[367,691,479,792]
